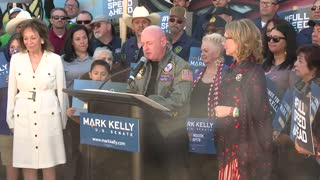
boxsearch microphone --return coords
[128,56,148,84]
[98,67,132,89]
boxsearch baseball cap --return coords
[169,6,187,19]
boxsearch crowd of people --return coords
[0,0,320,180]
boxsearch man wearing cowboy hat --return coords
[121,6,160,63]
[168,6,199,61]
[0,10,32,48]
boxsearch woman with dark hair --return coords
[7,18,67,180]
[0,33,21,180]
[61,24,93,180]
[290,44,320,179]
[262,18,297,90]
[214,19,273,180]
[62,24,93,86]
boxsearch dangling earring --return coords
[41,40,44,44]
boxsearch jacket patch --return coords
[160,74,173,82]
[181,69,193,81]
[174,46,183,54]
[136,68,145,80]
[163,62,174,73]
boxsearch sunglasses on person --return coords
[266,36,286,43]
[51,15,67,20]
[169,18,184,24]
[76,20,92,24]
[311,6,320,11]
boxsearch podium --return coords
[63,89,172,180]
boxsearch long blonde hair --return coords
[225,19,263,63]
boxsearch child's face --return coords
[89,65,109,81]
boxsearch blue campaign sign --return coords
[0,52,9,88]
[278,7,311,32]
[186,117,216,154]
[273,89,293,132]
[103,0,138,19]
[157,11,170,33]
[266,77,286,118]
[72,79,127,115]
[290,90,314,154]
[80,113,139,152]
[188,47,205,79]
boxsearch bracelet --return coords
[233,107,239,118]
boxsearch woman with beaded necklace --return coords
[188,33,226,180]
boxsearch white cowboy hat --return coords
[123,6,160,29]
[6,10,32,35]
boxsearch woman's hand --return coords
[67,107,76,118]
[214,106,233,118]
[67,107,80,124]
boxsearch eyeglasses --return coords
[260,1,277,6]
[76,20,92,24]
[266,36,286,43]
[311,6,320,11]
[169,18,184,24]
[51,15,67,20]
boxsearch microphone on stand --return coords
[128,56,148,84]
[98,67,132,89]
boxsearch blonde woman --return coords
[214,19,273,180]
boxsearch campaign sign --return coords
[158,11,170,33]
[80,113,139,152]
[0,52,9,88]
[278,8,311,32]
[186,117,216,154]
[104,0,138,19]
[188,47,205,79]
[311,82,320,120]
[272,89,293,131]
[266,77,286,118]
[72,80,127,115]
[290,90,314,154]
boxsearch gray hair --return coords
[202,33,225,59]
[93,47,113,69]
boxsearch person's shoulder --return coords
[297,27,313,35]
[122,36,136,47]
[10,52,26,63]
[45,51,63,63]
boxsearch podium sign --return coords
[80,112,140,152]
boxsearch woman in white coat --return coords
[6,18,67,180]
